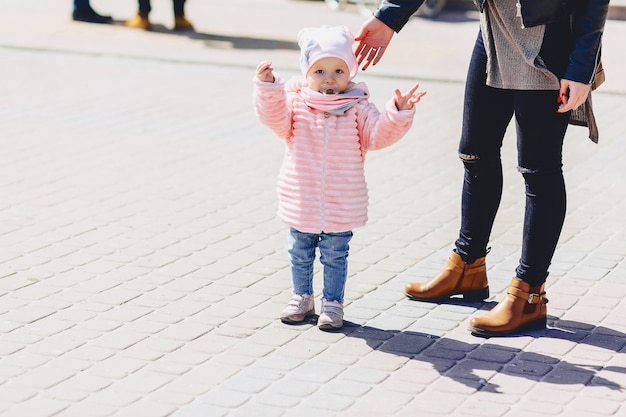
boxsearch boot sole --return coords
[468,316,547,338]
[405,286,489,302]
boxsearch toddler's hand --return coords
[395,83,426,111]
[257,61,275,83]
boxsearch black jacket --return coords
[374,0,609,84]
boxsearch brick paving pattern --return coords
[1,0,625,416]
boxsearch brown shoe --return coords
[124,14,151,30]
[173,16,194,31]
[468,278,548,337]
[404,251,489,301]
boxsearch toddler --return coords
[253,25,425,330]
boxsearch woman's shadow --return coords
[303,309,626,393]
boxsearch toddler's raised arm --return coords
[394,83,426,111]
[256,61,276,83]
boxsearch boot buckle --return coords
[527,292,546,305]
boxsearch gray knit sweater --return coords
[481,0,560,90]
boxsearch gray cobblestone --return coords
[0,0,625,416]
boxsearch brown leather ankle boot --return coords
[468,278,548,337]
[404,251,489,302]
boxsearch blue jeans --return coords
[455,32,570,286]
[287,228,353,304]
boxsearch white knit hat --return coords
[298,25,358,80]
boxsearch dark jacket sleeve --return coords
[373,0,425,32]
[565,0,609,84]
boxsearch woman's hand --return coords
[557,79,591,113]
[354,16,395,70]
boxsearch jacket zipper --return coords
[321,112,330,230]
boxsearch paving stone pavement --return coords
[1,0,625,416]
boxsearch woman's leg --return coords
[455,31,514,263]
[468,90,569,337]
[514,90,570,286]
[404,31,513,303]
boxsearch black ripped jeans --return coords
[455,32,571,286]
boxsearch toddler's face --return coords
[306,57,351,95]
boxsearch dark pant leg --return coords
[455,31,515,263]
[173,0,186,17]
[513,90,570,286]
[138,0,151,16]
[74,0,89,12]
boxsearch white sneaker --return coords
[279,294,315,324]
[318,299,343,330]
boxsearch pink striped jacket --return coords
[254,76,416,234]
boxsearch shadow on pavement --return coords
[333,317,626,393]
[136,23,300,51]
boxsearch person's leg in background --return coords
[72,0,112,24]
[125,0,152,30]
[173,0,194,31]
[125,0,193,31]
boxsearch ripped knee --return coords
[518,166,539,174]
[459,152,479,162]
[518,165,562,175]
